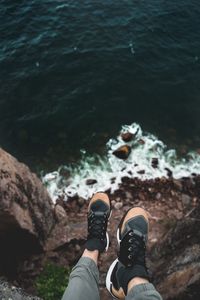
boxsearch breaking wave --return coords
[43,123,200,203]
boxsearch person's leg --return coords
[106,207,163,300]
[62,193,111,300]
[126,278,162,300]
[62,250,100,300]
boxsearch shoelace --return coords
[88,212,108,241]
[126,230,146,267]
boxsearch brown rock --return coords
[181,193,192,209]
[125,191,132,200]
[151,202,200,299]
[0,148,56,272]
[156,193,161,200]
[111,200,116,206]
[121,132,134,142]
[113,145,131,159]
[138,139,145,145]
[173,179,182,191]
[114,202,123,210]
[78,197,86,206]
[54,204,67,221]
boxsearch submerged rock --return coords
[113,145,131,159]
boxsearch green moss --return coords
[35,263,71,300]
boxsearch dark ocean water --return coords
[1,0,200,170]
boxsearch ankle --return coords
[128,277,149,293]
[82,249,99,265]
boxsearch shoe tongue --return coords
[91,200,108,212]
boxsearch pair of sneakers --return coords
[85,192,149,299]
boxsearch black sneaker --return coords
[106,207,149,299]
[85,192,111,253]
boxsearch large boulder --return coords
[0,148,56,276]
[113,145,131,159]
[151,200,200,299]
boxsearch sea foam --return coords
[43,123,200,203]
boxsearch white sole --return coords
[116,228,121,244]
[105,209,112,252]
[105,232,109,252]
[105,220,122,297]
[106,258,119,299]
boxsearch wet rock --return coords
[86,179,97,185]
[121,132,134,142]
[165,167,173,177]
[58,166,70,178]
[137,170,145,175]
[138,139,145,145]
[151,158,159,169]
[113,145,131,159]
[110,177,116,184]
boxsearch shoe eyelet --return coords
[128,254,132,260]
[129,231,134,236]
[128,247,132,252]
[129,238,133,243]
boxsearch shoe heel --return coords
[106,259,119,299]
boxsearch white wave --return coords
[42,123,200,203]
[56,3,70,10]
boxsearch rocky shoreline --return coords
[1,147,200,299]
